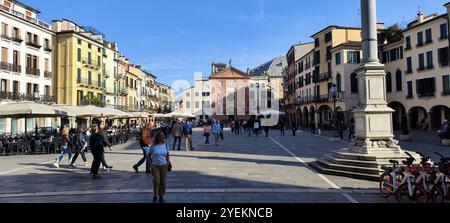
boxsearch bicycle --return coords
[396,152,428,203]
[380,159,406,198]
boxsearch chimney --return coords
[417,11,425,23]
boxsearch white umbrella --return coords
[0,102,68,133]
[129,112,150,118]
[167,112,195,118]
[258,109,286,116]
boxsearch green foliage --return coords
[83,96,105,107]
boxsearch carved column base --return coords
[349,137,403,155]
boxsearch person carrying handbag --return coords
[148,130,171,203]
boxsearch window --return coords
[195,101,199,109]
[426,51,433,69]
[406,57,413,73]
[195,92,199,97]
[418,53,425,70]
[88,52,91,64]
[97,74,101,87]
[77,48,81,62]
[336,73,342,92]
[443,75,450,95]
[315,38,320,47]
[335,52,341,65]
[407,81,413,98]
[386,72,392,93]
[438,47,449,67]
[425,29,432,44]
[98,47,101,53]
[77,38,81,45]
[88,44,92,49]
[416,78,435,97]
[405,36,411,49]
[347,51,361,63]
[396,70,402,91]
[88,71,92,85]
[186,101,191,109]
[351,73,358,93]
[325,32,332,43]
[97,55,100,66]
[186,92,190,97]
[440,23,448,39]
[2,23,9,38]
[417,31,424,46]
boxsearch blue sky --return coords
[23,0,446,88]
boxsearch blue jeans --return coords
[56,145,72,163]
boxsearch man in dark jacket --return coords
[133,122,155,173]
[99,121,113,171]
[89,124,112,179]
[69,126,88,167]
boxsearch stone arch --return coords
[388,101,406,130]
[409,106,428,130]
[430,105,450,129]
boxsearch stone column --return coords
[406,112,412,131]
[428,112,432,131]
[352,0,398,154]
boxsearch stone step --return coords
[309,161,381,181]
[322,154,380,168]
[317,158,381,175]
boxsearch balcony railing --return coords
[44,71,52,78]
[0,91,55,103]
[11,35,23,43]
[12,64,21,73]
[44,46,52,52]
[0,62,12,71]
[319,72,332,82]
[118,88,129,96]
[0,6,50,29]
[26,41,42,49]
[78,78,104,89]
[26,67,40,76]
[1,34,11,40]
[82,58,100,69]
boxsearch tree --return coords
[83,96,105,107]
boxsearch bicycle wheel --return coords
[380,173,393,198]
[412,184,428,203]
[397,183,413,203]
[429,186,444,203]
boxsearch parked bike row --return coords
[380,151,450,203]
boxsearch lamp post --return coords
[330,83,338,124]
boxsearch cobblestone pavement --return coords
[0,128,447,203]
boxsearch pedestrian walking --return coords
[133,122,155,173]
[279,121,285,136]
[292,121,297,136]
[99,122,114,171]
[183,121,194,151]
[203,123,212,145]
[234,121,241,135]
[89,124,112,179]
[69,126,88,167]
[149,131,171,203]
[230,121,235,134]
[264,126,270,137]
[253,120,260,137]
[212,120,222,146]
[53,127,72,168]
[172,120,183,151]
[338,121,346,140]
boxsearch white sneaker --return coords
[53,162,59,168]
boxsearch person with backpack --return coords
[89,124,112,179]
[148,130,171,203]
[69,126,88,167]
[133,122,155,173]
[53,127,73,168]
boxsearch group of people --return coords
[52,121,115,178]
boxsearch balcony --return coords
[78,78,104,89]
[11,35,23,43]
[1,34,11,40]
[26,41,42,49]
[44,71,52,78]
[118,88,129,96]
[44,46,52,52]
[82,58,100,70]
[12,64,21,73]
[103,70,110,78]
[1,62,12,71]
[0,91,55,103]
[26,67,40,76]
[319,72,332,82]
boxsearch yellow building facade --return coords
[52,19,104,106]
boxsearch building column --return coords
[428,112,432,131]
[406,112,412,131]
